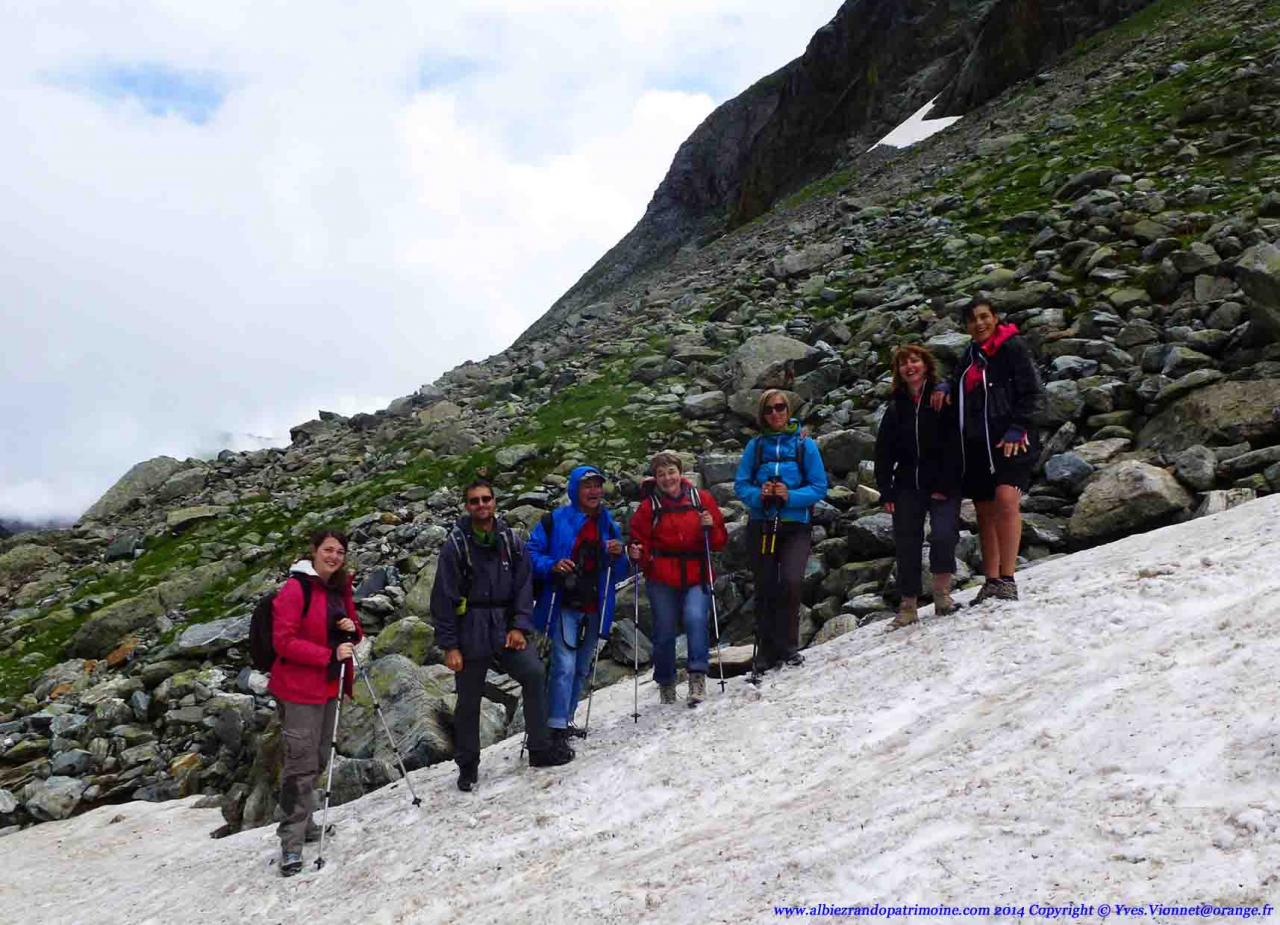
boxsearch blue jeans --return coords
[547,607,601,728]
[646,582,710,686]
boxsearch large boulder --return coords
[336,656,464,769]
[1235,243,1280,340]
[165,505,229,533]
[21,775,88,821]
[69,561,237,657]
[771,242,843,279]
[371,616,437,664]
[815,429,876,476]
[176,614,252,656]
[156,466,208,503]
[80,456,185,521]
[404,557,440,617]
[729,335,821,393]
[1068,461,1193,544]
[0,544,62,588]
[1138,380,1280,453]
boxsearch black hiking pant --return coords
[453,646,549,771]
[891,489,961,597]
[747,520,811,666]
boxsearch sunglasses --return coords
[465,495,494,505]
[765,402,789,413]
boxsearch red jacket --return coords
[267,567,364,705]
[629,481,728,589]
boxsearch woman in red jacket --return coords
[267,528,363,877]
[627,452,727,706]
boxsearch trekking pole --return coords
[631,561,641,723]
[314,661,346,871]
[521,587,558,760]
[349,652,422,807]
[582,561,613,735]
[703,529,726,694]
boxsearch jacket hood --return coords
[566,465,605,511]
[289,559,319,577]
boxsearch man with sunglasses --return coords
[432,478,572,792]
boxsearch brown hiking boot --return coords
[659,683,677,705]
[934,589,957,616]
[972,579,1000,605]
[889,602,919,630]
[687,673,706,706]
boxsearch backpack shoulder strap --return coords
[292,575,313,619]
[448,526,473,594]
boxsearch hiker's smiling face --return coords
[577,476,605,512]
[654,463,683,499]
[762,394,790,429]
[311,536,346,582]
[966,303,999,344]
[464,485,496,530]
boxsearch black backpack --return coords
[248,576,313,671]
[446,523,521,614]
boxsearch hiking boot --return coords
[972,579,1001,606]
[565,721,587,739]
[687,673,706,706]
[456,764,478,792]
[784,651,806,667]
[994,577,1019,601]
[933,590,958,617]
[659,683,677,705]
[528,739,574,767]
[280,851,303,878]
[549,727,577,758]
[889,602,919,630]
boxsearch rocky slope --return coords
[528,0,1159,336]
[1,0,1278,835]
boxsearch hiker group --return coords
[262,296,1044,875]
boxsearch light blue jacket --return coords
[734,425,829,524]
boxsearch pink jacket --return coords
[267,562,363,705]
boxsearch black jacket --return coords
[952,332,1043,458]
[430,517,535,658]
[874,389,963,502]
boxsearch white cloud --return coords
[0,1,841,521]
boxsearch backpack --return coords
[248,576,312,672]
[752,432,809,486]
[446,523,521,614]
[645,483,711,588]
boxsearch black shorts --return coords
[962,440,1033,501]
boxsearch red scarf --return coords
[964,323,1019,392]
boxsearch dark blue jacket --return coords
[430,516,534,658]
[527,465,625,635]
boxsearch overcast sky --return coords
[0,1,851,522]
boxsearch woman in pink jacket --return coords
[267,528,363,876]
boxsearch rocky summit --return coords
[1,0,1278,834]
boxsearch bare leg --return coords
[994,485,1022,577]
[974,499,1000,580]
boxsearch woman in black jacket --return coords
[933,299,1043,604]
[875,344,963,628]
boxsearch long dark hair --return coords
[308,528,350,588]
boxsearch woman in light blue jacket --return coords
[734,389,828,673]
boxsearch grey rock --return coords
[1138,380,1280,453]
[812,614,860,645]
[729,334,820,393]
[337,656,455,769]
[1235,243,1280,340]
[1044,453,1095,493]
[845,513,896,557]
[772,242,843,279]
[22,776,88,821]
[1218,446,1280,480]
[698,453,741,487]
[176,615,252,656]
[329,756,402,807]
[49,750,94,777]
[371,616,436,664]
[165,505,230,532]
[1037,380,1084,427]
[682,391,727,419]
[1068,461,1193,543]
[104,530,145,563]
[608,618,652,667]
[417,400,463,427]
[1194,489,1257,519]
[1173,445,1218,492]
[495,444,540,469]
[156,466,208,503]
[815,429,875,476]
[1154,369,1225,406]
[81,456,185,521]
